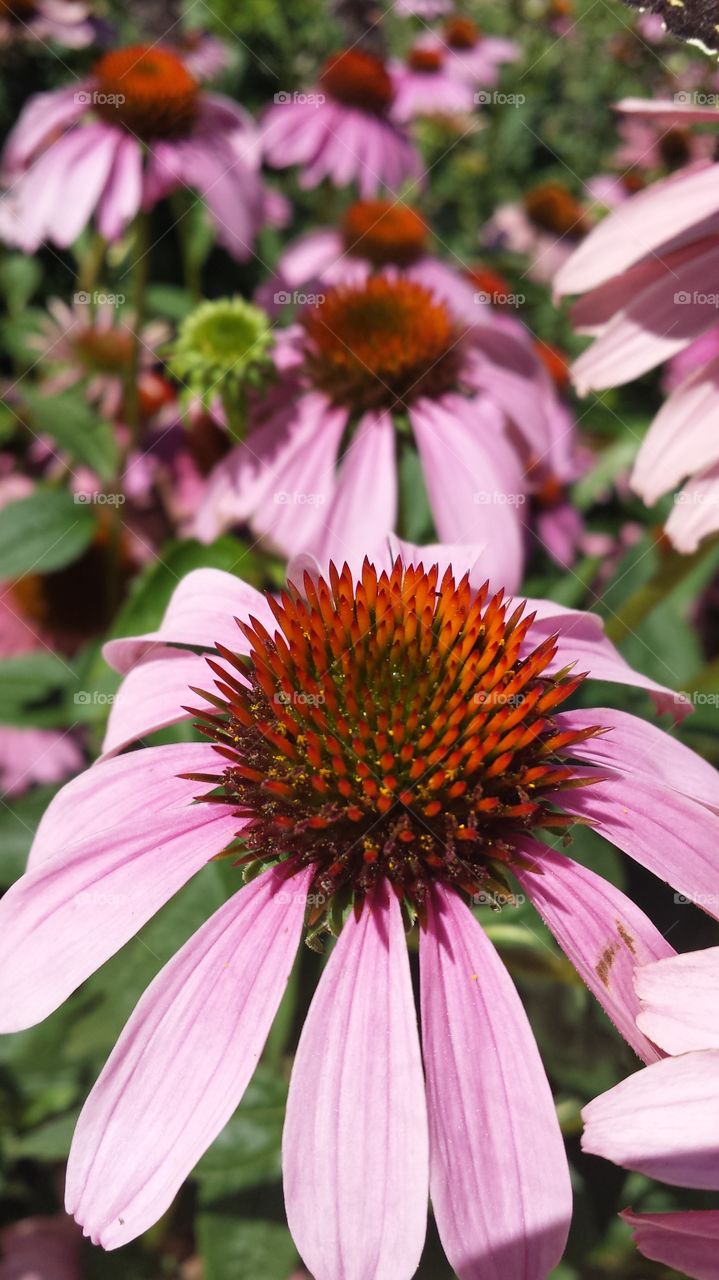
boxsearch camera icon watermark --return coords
[674,290,719,306]
[74,90,126,107]
[675,892,719,907]
[474,490,526,506]
[674,689,719,706]
[673,90,719,107]
[273,290,325,307]
[74,290,125,308]
[274,690,326,707]
[74,491,126,507]
[674,490,719,508]
[273,90,325,107]
[474,290,525,308]
[474,90,525,107]
[74,690,119,706]
[274,490,326,506]
[472,691,525,708]
[472,890,526,908]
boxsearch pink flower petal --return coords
[283,881,429,1280]
[103,568,275,672]
[95,133,143,241]
[2,84,86,172]
[582,1051,719,1190]
[308,410,397,573]
[636,947,719,1054]
[558,707,719,813]
[632,354,719,504]
[571,242,719,392]
[621,1209,719,1280]
[410,392,526,568]
[420,885,571,1280]
[66,867,309,1249]
[29,742,218,868]
[665,464,719,552]
[515,839,674,1063]
[522,607,688,720]
[617,97,719,124]
[100,649,212,758]
[386,534,522,593]
[0,747,239,1031]
[555,163,719,296]
[561,765,719,920]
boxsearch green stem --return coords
[123,211,151,444]
[604,536,719,645]
[171,190,203,303]
[77,230,107,307]
[221,386,247,443]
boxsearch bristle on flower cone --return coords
[188,560,603,932]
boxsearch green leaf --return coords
[22,388,119,483]
[0,784,60,887]
[107,537,267,643]
[6,1109,78,1161]
[0,490,96,578]
[0,652,75,717]
[0,254,42,315]
[197,1214,298,1280]
[195,1067,287,1197]
[146,284,195,322]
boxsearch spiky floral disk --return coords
[189,561,602,932]
[523,182,588,238]
[340,200,429,268]
[302,277,465,413]
[319,49,395,114]
[92,47,200,142]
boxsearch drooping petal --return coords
[521,604,689,720]
[103,568,275,672]
[555,163,719,296]
[29,742,219,868]
[632,355,719,504]
[561,768,719,920]
[100,649,213,758]
[635,948,719,1055]
[67,866,310,1249]
[95,132,142,242]
[515,840,674,1063]
[582,1051,719,1190]
[420,885,571,1280]
[571,242,719,391]
[621,1209,719,1280]
[411,392,526,570]
[283,881,429,1280]
[556,707,719,813]
[0,747,239,1031]
[308,410,397,573]
[665,463,719,553]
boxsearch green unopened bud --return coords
[168,297,274,436]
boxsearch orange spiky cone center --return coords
[319,49,395,115]
[190,561,601,928]
[302,276,464,413]
[92,45,200,141]
[523,182,588,238]
[407,46,445,73]
[340,200,429,267]
[443,17,480,48]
